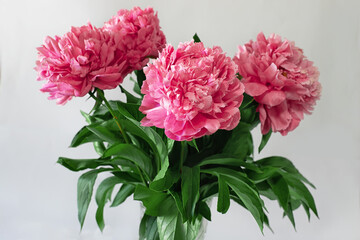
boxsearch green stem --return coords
[89,90,103,114]
[86,94,119,170]
[136,165,148,186]
[180,141,188,170]
[96,89,130,144]
[95,89,147,186]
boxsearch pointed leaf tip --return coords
[258,130,272,153]
[193,33,201,43]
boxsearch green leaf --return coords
[80,111,107,156]
[263,214,273,233]
[283,173,318,217]
[70,126,103,147]
[140,214,159,240]
[111,170,142,183]
[156,202,205,240]
[217,175,230,214]
[223,122,253,160]
[167,139,175,154]
[110,157,137,171]
[183,218,204,240]
[187,139,199,152]
[169,190,186,220]
[290,198,302,211]
[157,209,203,240]
[157,212,185,240]
[120,118,167,170]
[257,156,315,188]
[135,69,146,89]
[171,140,187,169]
[302,203,311,221]
[87,91,103,114]
[267,173,290,212]
[77,168,111,229]
[283,199,301,228]
[200,181,218,201]
[87,120,123,144]
[198,154,246,167]
[103,143,153,180]
[202,167,256,189]
[240,102,259,128]
[202,167,265,231]
[193,33,201,43]
[223,175,265,231]
[58,156,141,174]
[257,156,298,174]
[130,76,143,96]
[250,160,317,227]
[81,110,96,122]
[229,194,246,208]
[111,184,135,207]
[92,103,115,119]
[198,201,211,221]
[284,202,296,229]
[181,166,200,221]
[258,129,272,153]
[115,101,144,122]
[93,142,106,156]
[198,154,261,173]
[95,176,124,231]
[134,185,175,216]
[247,167,279,184]
[150,140,184,191]
[119,85,141,104]
[150,162,180,191]
[57,157,108,172]
[239,93,254,110]
[186,130,232,164]
[256,181,277,200]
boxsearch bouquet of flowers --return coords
[35,6,321,239]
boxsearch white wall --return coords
[0,0,359,239]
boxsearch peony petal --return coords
[92,73,123,89]
[257,90,286,106]
[267,102,292,132]
[280,117,300,136]
[261,63,278,82]
[139,41,242,140]
[256,32,267,44]
[204,119,221,133]
[258,105,270,135]
[220,110,240,130]
[244,82,269,96]
[36,7,166,104]
[143,106,167,128]
[233,32,321,135]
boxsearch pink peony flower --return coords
[36,24,129,104]
[103,7,166,71]
[140,41,245,141]
[233,32,321,135]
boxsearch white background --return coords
[0,0,359,239]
